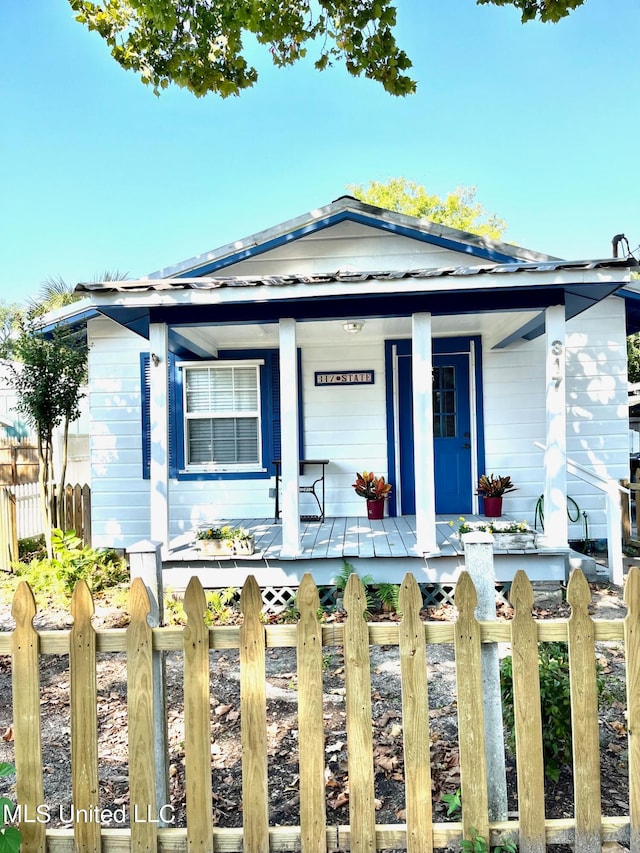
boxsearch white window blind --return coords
[184,364,261,467]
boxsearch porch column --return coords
[279,318,301,557]
[412,313,438,554]
[543,305,568,549]
[149,322,170,548]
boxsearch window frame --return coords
[178,359,265,473]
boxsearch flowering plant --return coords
[476,474,516,497]
[196,525,252,542]
[353,471,392,501]
[451,518,532,536]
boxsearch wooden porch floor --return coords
[167,515,505,562]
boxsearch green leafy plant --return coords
[461,828,517,853]
[8,528,127,603]
[501,642,572,783]
[377,582,401,613]
[196,524,251,542]
[333,561,376,614]
[476,474,516,498]
[164,587,238,625]
[0,762,21,853]
[441,787,462,816]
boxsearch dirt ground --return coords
[0,575,631,848]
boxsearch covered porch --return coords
[161,514,581,593]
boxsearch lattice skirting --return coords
[201,582,512,614]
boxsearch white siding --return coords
[481,296,628,542]
[218,221,487,276]
[88,317,150,548]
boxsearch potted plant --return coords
[195,525,255,556]
[476,473,516,518]
[353,471,392,520]
[452,518,536,550]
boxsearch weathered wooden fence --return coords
[0,438,38,486]
[2,567,639,852]
[0,483,91,568]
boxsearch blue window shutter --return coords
[141,353,150,479]
[140,352,177,479]
[270,351,281,464]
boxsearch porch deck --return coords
[162,515,572,590]
[168,515,461,562]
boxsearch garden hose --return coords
[534,494,581,531]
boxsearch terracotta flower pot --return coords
[367,499,385,520]
[482,496,503,518]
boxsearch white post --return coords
[412,312,438,554]
[606,482,625,586]
[279,318,301,557]
[462,531,508,822]
[544,305,568,549]
[148,323,170,548]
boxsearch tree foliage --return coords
[348,178,507,240]
[68,1,587,98]
[476,0,585,23]
[9,324,88,556]
[29,270,128,316]
[628,333,640,385]
[68,0,416,98]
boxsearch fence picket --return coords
[454,571,489,842]
[240,575,269,852]
[509,570,545,853]
[183,577,214,853]
[82,484,91,545]
[65,484,74,533]
[567,568,602,853]
[70,580,101,853]
[398,572,433,853]
[625,565,640,853]
[296,573,326,853]
[73,484,83,537]
[11,581,45,853]
[0,488,13,572]
[344,572,377,852]
[127,578,157,853]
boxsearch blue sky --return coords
[1,0,639,301]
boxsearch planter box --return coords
[196,536,255,557]
[492,532,536,551]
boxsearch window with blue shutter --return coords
[141,349,290,480]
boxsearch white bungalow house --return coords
[73,196,638,591]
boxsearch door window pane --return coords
[433,366,456,438]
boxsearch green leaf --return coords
[0,825,22,853]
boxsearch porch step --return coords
[565,548,607,582]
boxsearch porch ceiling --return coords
[166,311,542,355]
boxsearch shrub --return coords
[500,642,573,782]
[9,528,127,603]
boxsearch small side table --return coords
[273,459,329,522]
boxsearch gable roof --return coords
[145,195,559,280]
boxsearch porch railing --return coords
[534,442,626,584]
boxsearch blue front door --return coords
[393,345,473,515]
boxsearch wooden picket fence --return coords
[3,567,640,853]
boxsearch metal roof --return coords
[76,256,637,294]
